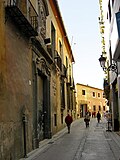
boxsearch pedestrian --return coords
[84,112,90,128]
[65,113,73,133]
[97,111,101,123]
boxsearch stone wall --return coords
[0,17,33,159]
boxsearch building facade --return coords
[76,83,107,118]
[98,0,120,131]
[0,0,76,159]
[46,0,76,135]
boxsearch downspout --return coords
[34,62,39,148]
[22,113,27,158]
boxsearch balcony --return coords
[47,45,52,57]
[54,50,62,71]
[6,0,38,37]
[61,64,67,78]
[111,12,120,61]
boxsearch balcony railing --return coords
[6,0,38,37]
[47,45,52,57]
[61,64,67,78]
[54,50,62,71]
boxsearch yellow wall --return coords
[46,1,75,134]
[76,83,107,117]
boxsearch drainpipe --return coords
[32,56,39,149]
[22,113,28,158]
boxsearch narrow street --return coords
[25,118,120,160]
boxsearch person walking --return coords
[97,111,101,123]
[65,113,73,133]
[84,112,90,128]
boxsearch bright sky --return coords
[58,0,104,89]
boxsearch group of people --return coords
[84,111,101,127]
[65,111,101,133]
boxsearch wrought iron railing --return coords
[62,64,67,78]
[54,50,62,71]
[6,0,38,32]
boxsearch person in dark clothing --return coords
[84,112,90,128]
[97,111,101,123]
[65,113,73,133]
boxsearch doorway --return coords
[37,74,45,141]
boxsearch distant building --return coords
[76,83,107,118]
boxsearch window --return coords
[98,93,100,97]
[108,0,111,22]
[93,92,95,97]
[66,57,68,68]
[61,113,63,124]
[109,44,112,65]
[51,22,56,58]
[103,93,105,98]
[54,114,57,126]
[107,12,108,20]
[112,0,114,6]
[59,40,62,56]
[93,105,96,111]
[99,106,101,111]
[82,90,85,95]
[69,64,71,77]
[61,79,65,109]
[103,106,105,111]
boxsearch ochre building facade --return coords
[76,83,107,118]
[0,0,76,159]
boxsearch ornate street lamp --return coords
[98,55,118,75]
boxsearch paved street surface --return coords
[23,118,120,160]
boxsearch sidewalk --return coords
[20,119,72,160]
[102,117,120,150]
[93,118,120,160]
[20,118,120,160]
[76,117,120,160]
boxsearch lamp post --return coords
[98,55,118,75]
[99,55,118,131]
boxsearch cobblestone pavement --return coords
[20,118,120,160]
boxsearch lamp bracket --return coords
[104,61,118,75]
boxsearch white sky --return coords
[58,0,104,89]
